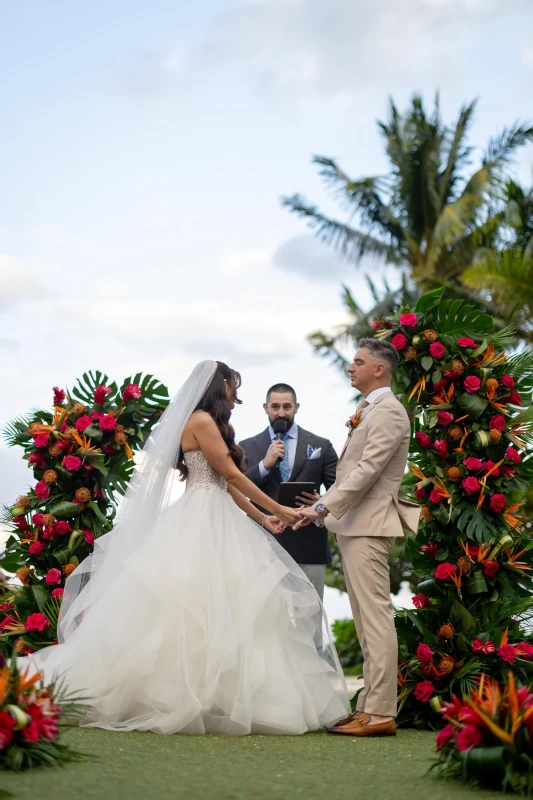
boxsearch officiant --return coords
[239,383,338,600]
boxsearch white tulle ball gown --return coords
[27,447,349,736]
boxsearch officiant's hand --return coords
[292,507,320,529]
[263,516,285,535]
[263,440,286,469]
[295,490,320,508]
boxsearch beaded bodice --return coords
[184,450,227,492]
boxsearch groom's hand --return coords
[292,507,320,530]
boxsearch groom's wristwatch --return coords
[315,503,328,518]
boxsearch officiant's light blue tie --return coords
[279,433,291,482]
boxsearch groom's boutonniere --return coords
[346,410,362,437]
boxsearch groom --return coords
[295,338,420,737]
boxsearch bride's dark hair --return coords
[177,361,246,480]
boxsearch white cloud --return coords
[521,45,533,67]
[0,253,46,311]
[219,245,273,276]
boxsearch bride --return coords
[27,360,349,735]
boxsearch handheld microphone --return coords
[272,419,288,468]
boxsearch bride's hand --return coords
[276,505,303,527]
[263,516,285,535]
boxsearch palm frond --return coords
[2,416,31,447]
[462,250,533,322]
[438,100,477,207]
[484,122,533,170]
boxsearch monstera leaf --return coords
[71,371,119,405]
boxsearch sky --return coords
[1,1,533,616]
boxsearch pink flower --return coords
[399,313,418,328]
[501,374,515,390]
[483,460,500,478]
[498,644,518,663]
[391,333,408,351]
[0,710,16,750]
[28,452,47,469]
[468,545,480,559]
[433,378,448,394]
[415,487,427,500]
[506,390,522,406]
[429,342,446,359]
[489,415,506,431]
[462,476,481,495]
[501,466,516,479]
[43,525,56,540]
[416,643,433,665]
[99,414,117,431]
[413,680,435,703]
[32,513,45,528]
[457,725,482,752]
[464,457,483,471]
[421,542,439,558]
[33,433,50,448]
[437,411,454,427]
[91,411,104,421]
[35,481,50,500]
[429,489,445,504]
[412,594,431,609]
[94,384,112,404]
[51,588,64,600]
[55,521,72,536]
[436,723,456,751]
[25,612,50,632]
[506,447,522,464]
[464,375,481,394]
[53,386,66,405]
[457,337,476,348]
[122,383,142,402]
[489,494,507,513]
[483,561,500,578]
[75,415,93,433]
[84,529,95,545]
[472,638,496,655]
[433,439,448,459]
[371,320,382,330]
[416,432,432,449]
[435,562,457,581]
[28,541,45,556]
[64,455,82,472]
[516,642,533,659]
[101,444,117,455]
[45,568,62,586]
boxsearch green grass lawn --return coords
[1,728,501,800]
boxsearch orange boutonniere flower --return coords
[346,410,362,436]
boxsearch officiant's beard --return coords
[267,412,295,430]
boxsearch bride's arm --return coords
[187,412,301,527]
[226,484,264,524]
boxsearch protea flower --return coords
[75,487,91,503]
[72,403,86,415]
[448,426,463,441]
[16,495,30,510]
[438,656,455,675]
[423,329,438,343]
[451,360,465,374]
[404,346,417,360]
[447,466,461,481]
[421,505,433,521]
[489,429,502,442]
[44,513,57,526]
[438,623,455,639]
[457,555,474,575]
[63,563,76,577]
[43,469,58,484]
[48,444,63,457]
[16,566,32,585]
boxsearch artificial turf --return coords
[1,728,502,800]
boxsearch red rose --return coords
[28,541,45,556]
[437,411,454,427]
[506,390,522,405]
[464,457,483,471]
[122,383,142,402]
[435,562,457,581]
[415,487,427,500]
[413,680,435,703]
[371,320,382,330]
[99,414,117,431]
[436,723,456,751]
[94,384,112,404]
[416,432,432,449]
[462,476,481,495]
[516,642,533,659]
[433,439,448,459]
[501,374,515,390]
[457,725,482,752]
[483,560,500,578]
[84,529,95,545]
[32,513,45,527]
[399,313,418,328]
[501,466,516,479]
[391,333,408,351]
[472,638,496,655]
[429,489,444,504]
[429,342,446,359]
[421,542,439,558]
[498,644,517,663]
[464,375,481,393]
[25,612,50,632]
[489,494,506,513]
[489,415,506,431]
[55,521,72,535]
[483,460,500,478]
[33,433,50,448]
[35,481,50,500]
[412,594,431,609]
[64,455,82,472]
[75,415,93,433]
[45,568,62,585]
[506,447,522,464]
[433,378,448,394]
[0,710,16,750]
[457,337,476,348]
[53,386,66,405]
[28,452,47,469]
[51,588,64,599]
[416,643,433,664]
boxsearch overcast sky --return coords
[1,0,532,514]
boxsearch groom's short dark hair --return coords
[266,383,297,403]
[358,338,399,374]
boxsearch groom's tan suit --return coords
[321,388,420,717]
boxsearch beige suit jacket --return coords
[322,391,420,538]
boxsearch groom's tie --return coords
[357,399,370,417]
[279,433,291,482]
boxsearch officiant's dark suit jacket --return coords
[240,426,338,565]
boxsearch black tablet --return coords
[278,482,316,509]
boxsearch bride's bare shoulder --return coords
[184,411,215,431]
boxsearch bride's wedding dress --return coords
[28,446,349,735]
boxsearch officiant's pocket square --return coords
[307,446,321,460]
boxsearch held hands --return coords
[276,505,304,527]
[263,440,286,470]
[292,507,321,530]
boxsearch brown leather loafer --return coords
[329,712,397,737]
[327,712,362,732]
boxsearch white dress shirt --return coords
[258,422,298,480]
[364,386,392,405]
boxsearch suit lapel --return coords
[289,427,308,480]
[338,392,393,461]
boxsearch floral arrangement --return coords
[434,672,533,795]
[0,371,169,655]
[372,289,533,727]
[0,651,87,770]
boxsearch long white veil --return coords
[57,359,218,643]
